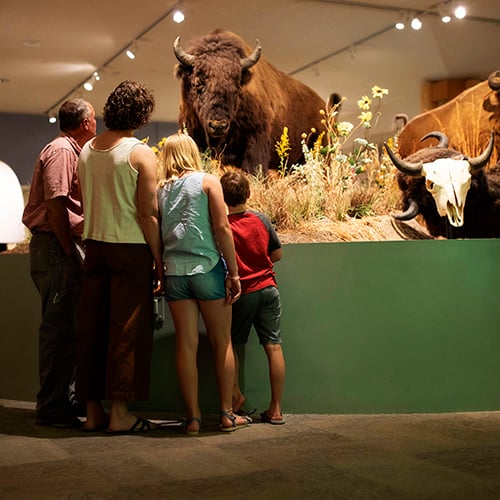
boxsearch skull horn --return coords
[420,131,449,149]
[173,36,195,67]
[488,70,500,91]
[240,40,262,71]
[384,143,423,176]
[392,198,419,221]
[468,131,495,170]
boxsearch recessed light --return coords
[22,39,42,48]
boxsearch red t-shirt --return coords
[228,210,281,294]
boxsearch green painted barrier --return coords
[1,239,499,414]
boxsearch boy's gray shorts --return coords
[231,286,281,345]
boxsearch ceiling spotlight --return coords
[172,9,185,23]
[395,11,408,30]
[410,17,422,30]
[438,2,453,23]
[83,80,94,91]
[93,71,101,81]
[126,44,137,60]
[48,113,57,124]
[454,5,466,19]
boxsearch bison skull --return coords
[385,131,494,228]
[421,158,471,227]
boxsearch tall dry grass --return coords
[213,144,401,232]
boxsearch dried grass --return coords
[215,144,403,235]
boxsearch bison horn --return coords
[240,40,262,71]
[392,198,419,221]
[488,70,500,91]
[173,36,195,67]
[384,143,423,176]
[467,131,495,170]
[420,131,449,149]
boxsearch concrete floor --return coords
[1,400,500,499]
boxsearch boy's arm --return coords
[254,211,282,261]
[270,247,282,263]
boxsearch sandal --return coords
[180,416,202,435]
[105,417,159,434]
[234,407,256,419]
[260,411,285,425]
[220,409,251,432]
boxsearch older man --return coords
[23,99,96,427]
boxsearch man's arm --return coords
[46,196,76,256]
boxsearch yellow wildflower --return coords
[275,127,291,175]
[358,111,373,123]
[275,127,291,158]
[371,85,389,99]
[313,131,325,156]
[357,95,371,110]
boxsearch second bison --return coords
[385,131,500,238]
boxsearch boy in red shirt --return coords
[221,171,286,424]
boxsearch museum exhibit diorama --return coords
[1,0,499,414]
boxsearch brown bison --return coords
[385,131,500,238]
[173,30,330,174]
[397,70,500,168]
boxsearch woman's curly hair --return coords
[103,80,155,130]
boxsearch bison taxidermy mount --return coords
[385,131,500,239]
[173,30,336,174]
[397,70,500,168]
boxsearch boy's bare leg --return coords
[232,348,246,412]
[263,344,285,419]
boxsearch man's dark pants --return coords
[29,232,81,419]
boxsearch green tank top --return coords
[79,137,147,244]
[158,172,221,275]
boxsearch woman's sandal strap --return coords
[181,416,202,435]
[219,409,250,432]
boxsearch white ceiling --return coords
[1,0,499,138]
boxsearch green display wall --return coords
[1,239,499,414]
[274,240,500,413]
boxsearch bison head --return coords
[385,131,494,227]
[174,33,261,145]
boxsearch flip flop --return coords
[260,412,285,425]
[106,417,159,435]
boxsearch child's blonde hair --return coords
[160,132,202,183]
